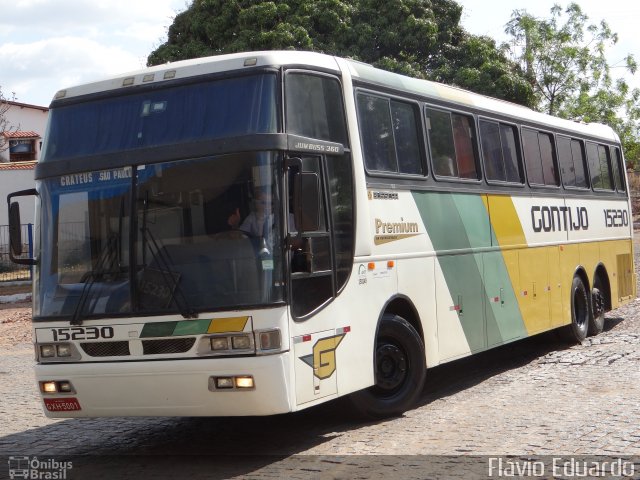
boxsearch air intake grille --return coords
[142,338,196,355]
[81,341,130,357]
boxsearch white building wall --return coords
[0,168,36,226]
[1,101,49,162]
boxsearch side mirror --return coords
[294,172,320,233]
[9,202,22,256]
[7,188,38,265]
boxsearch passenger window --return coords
[522,128,559,186]
[586,142,614,190]
[357,93,423,175]
[557,136,588,188]
[480,119,522,183]
[501,124,521,183]
[597,145,613,190]
[391,101,423,174]
[426,108,479,180]
[612,147,626,192]
[571,139,588,188]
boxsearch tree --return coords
[148,0,532,105]
[0,87,18,153]
[504,3,640,167]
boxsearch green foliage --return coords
[148,0,533,107]
[504,3,640,168]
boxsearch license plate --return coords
[43,398,82,412]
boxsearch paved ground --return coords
[1,255,640,478]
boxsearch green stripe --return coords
[412,191,527,351]
[140,321,178,338]
[173,318,213,336]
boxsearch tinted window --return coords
[286,73,348,145]
[522,128,544,185]
[480,120,521,183]
[480,120,502,180]
[43,73,279,162]
[586,142,613,190]
[358,94,396,171]
[522,128,558,186]
[557,136,574,185]
[426,108,479,179]
[357,93,423,175]
[391,101,423,174]
[501,124,521,183]
[571,139,588,188]
[538,132,558,185]
[326,154,354,290]
[597,145,613,190]
[613,147,626,192]
[558,136,588,188]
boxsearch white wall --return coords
[1,101,49,162]
[0,168,36,226]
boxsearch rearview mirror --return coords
[9,202,22,256]
[7,188,38,265]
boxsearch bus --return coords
[8,51,635,419]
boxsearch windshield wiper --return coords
[139,226,198,319]
[70,233,120,325]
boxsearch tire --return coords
[349,314,426,418]
[589,276,606,336]
[560,276,590,343]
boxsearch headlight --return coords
[208,334,253,354]
[37,343,77,361]
[231,336,251,350]
[211,337,229,351]
[56,345,72,357]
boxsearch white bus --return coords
[9,51,635,419]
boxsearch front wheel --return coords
[349,314,426,418]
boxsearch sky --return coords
[1,0,639,108]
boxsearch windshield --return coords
[36,153,285,320]
[41,73,277,162]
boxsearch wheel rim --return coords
[375,342,408,393]
[574,286,588,327]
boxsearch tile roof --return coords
[3,131,41,139]
[0,161,36,170]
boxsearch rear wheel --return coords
[349,314,426,418]
[589,276,606,336]
[560,276,590,343]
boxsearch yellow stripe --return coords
[486,194,526,247]
[207,316,250,333]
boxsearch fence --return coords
[0,224,33,282]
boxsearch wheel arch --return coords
[377,295,425,345]
[573,266,590,291]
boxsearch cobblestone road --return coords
[1,268,640,478]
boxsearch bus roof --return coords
[52,51,341,102]
[343,59,619,143]
[53,50,619,143]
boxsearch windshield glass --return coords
[36,153,285,320]
[41,73,278,162]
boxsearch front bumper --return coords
[35,353,292,418]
